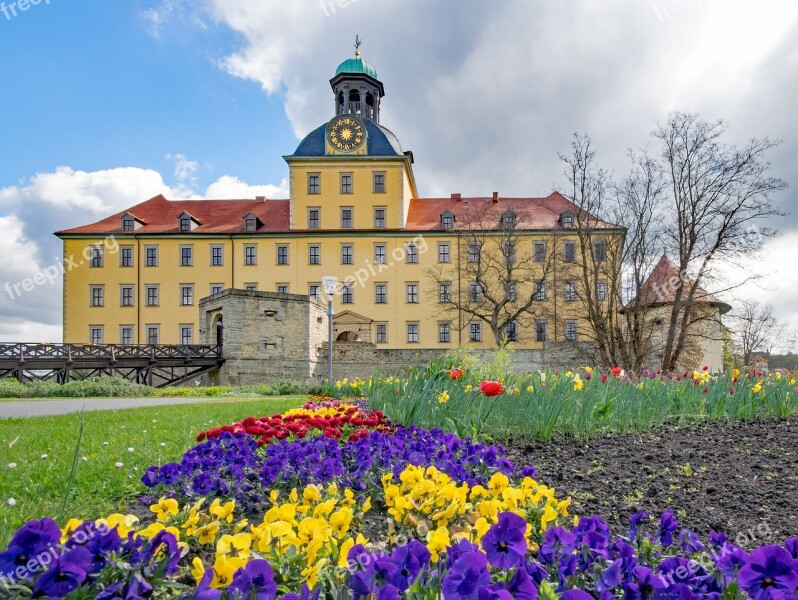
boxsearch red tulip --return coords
[610,366,622,377]
[480,381,504,396]
[601,374,608,384]
[449,368,465,380]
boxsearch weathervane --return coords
[355,35,362,57]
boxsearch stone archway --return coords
[336,330,361,342]
[214,314,224,347]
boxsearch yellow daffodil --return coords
[526,385,534,393]
[150,497,179,521]
[464,384,473,392]
[437,390,450,404]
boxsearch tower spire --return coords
[354,35,362,58]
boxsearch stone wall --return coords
[199,290,326,385]
[315,340,593,380]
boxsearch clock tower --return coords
[329,38,385,124]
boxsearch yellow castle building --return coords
[57,50,623,351]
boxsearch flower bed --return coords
[2,389,798,599]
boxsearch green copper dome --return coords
[335,56,378,80]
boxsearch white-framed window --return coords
[277,284,289,294]
[145,285,159,306]
[307,173,321,195]
[503,240,516,263]
[565,281,577,302]
[211,245,224,266]
[340,173,353,194]
[565,320,578,341]
[308,208,321,229]
[245,284,258,292]
[341,283,354,304]
[89,246,103,268]
[375,283,387,304]
[469,321,482,342]
[180,326,193,345]
[438,322,451,343]
[179,216,192,232]
[536,321,547,342]
[90,285,104,307]
[534,241,546,262]
[375,323,388,344]
[308,245,321,265]
[119,326,133,345]
[373,172,386,194]
[406,283,419,304]
[244,245,257,266]
[120,285,134,307]
[504,321,518,342]
[441,212,454,230]
[210,284,223,295]
[146,325,160,345]
[405,243,418,264]
[505,280,517,301]
[341,244,353,265]
[596,281,608,301]
[467,241,481,263]
[534,280,547,301]
[374,207,386,228]
[594,241,607,262]
[180,245,193,267]
[122,217,135,232]
[438,243,450,263]
[340,207,353,228]
[244,215,258,232]
[89,327,103,345]
[145,245,158,267]
[374,244,387,264]
[180,285,194,306]
[438,282,451,304]
[120,246,133,267]
[406,322,419,343]
[501,211,516,229]
[468,282,482,303]
[564,241,576,263]
[277,245,289,265]
[309,284,321,300]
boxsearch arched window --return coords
[365,92,375,119]
[337,91,345,114]
[348,89,361,114]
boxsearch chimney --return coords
[451,193,461,200]
[255,195,266,202]
[492,191,499,203]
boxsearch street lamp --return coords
[321,276,338,384]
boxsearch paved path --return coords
[0,397,243,418]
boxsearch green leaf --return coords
[538,580,560,600]
[721,582,741,600]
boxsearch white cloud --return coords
[205,176,288,199]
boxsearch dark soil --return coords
[505,419,798,548]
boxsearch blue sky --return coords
[0,0,797,345]
[0,0,293,192]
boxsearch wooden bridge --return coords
[0,343,224,388]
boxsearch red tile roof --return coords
[56,195,291,235]
[405,192,619,230]
[635,255,731,313]
[55,191,621,235]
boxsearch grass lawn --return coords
[0,396,303,547]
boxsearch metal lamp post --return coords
[321,276,338,384]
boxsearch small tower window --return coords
[561,212,575,228]
[348,89,361,115]
[365,92,375,119]
[337,91,345,115]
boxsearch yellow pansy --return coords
[191,557,206,583]
[193,521,220,545]
[301,558,328,589]
[209,499,236,523]
[150,497,179,521]
[98,514,139,539]
[217,533,252,559]
[210,554,246,588]
[338,537,355,567]
[330,507,353,538]
[362,497,372,513]
[437,390,450,404]
[426,526,450,562]
[61,519,83,543]
[488,472,509,493]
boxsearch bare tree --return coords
[731,300,786,366]
[655,113,787,372]
[425,203,554,346]
[559,134,664,370]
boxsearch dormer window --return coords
[441,211,455,230]
[177,211,198,232]
[120,213,143,232]
[501,210,517,230]
[561,212,575,228]
[243,212,260,232]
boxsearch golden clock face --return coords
[326,115,366,153]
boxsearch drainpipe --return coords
[456,232,462,346]
[136,236,141,344]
